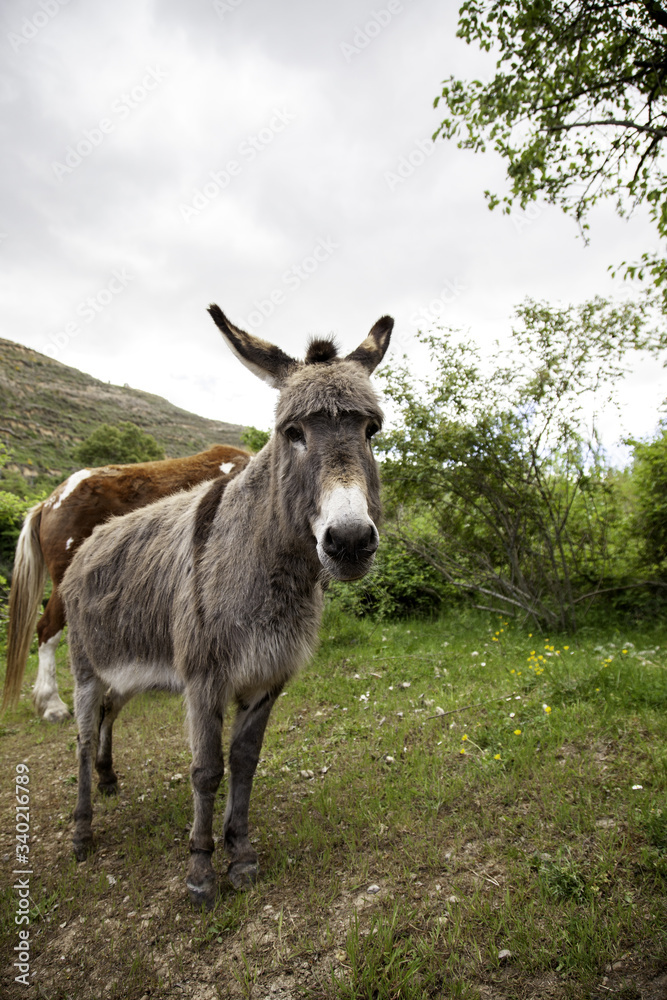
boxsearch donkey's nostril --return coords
[323,522,378,561]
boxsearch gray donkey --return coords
[60,305,393,908]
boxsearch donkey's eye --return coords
[366,422,381,440]
[285,425,305,445]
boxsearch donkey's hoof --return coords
[42,702,71,723]
[97,779,118,797]
[73,837,94,862]
[186,875,217,910]
[227,861,259,891]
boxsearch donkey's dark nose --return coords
[323,522,379,563]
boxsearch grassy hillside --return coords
[0,338,246,490]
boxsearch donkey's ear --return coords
[345,316,394,374]
[208,305,298,388]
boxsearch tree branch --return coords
[643,0,667,32]
[548,118,667,139]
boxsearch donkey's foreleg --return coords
[95,690,130,795]
[72,676,105,861]
[34,589,69,721]
[224,685,283,890]
[186,689,224,909]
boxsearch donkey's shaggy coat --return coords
[60,307,393,907]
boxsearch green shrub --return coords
[326,527,452,620]
[72,421,164,466]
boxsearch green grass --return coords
[1,606,666,998]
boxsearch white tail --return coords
[2,504,46,710]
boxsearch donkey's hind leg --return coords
[224,685,283,890]
[96,689,130,795]
[72,674,106,861]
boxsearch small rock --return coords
[384,756,395,764]
[498,949,512,962]
[300,769,315,779]
[366,884,381,894]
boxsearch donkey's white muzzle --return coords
[312,485,379,581]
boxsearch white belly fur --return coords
[96,661,184,697]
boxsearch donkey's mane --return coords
[304,337,339,365]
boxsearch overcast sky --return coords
[1,0,664,450]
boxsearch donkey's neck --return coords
[208,441,323,590]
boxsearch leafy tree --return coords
[377,297,660,630]
[241,426,271,452]
[72,422,165,467]
[630,420,667,567]
[434,1,667,289]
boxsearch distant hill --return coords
[0,338,246,490]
